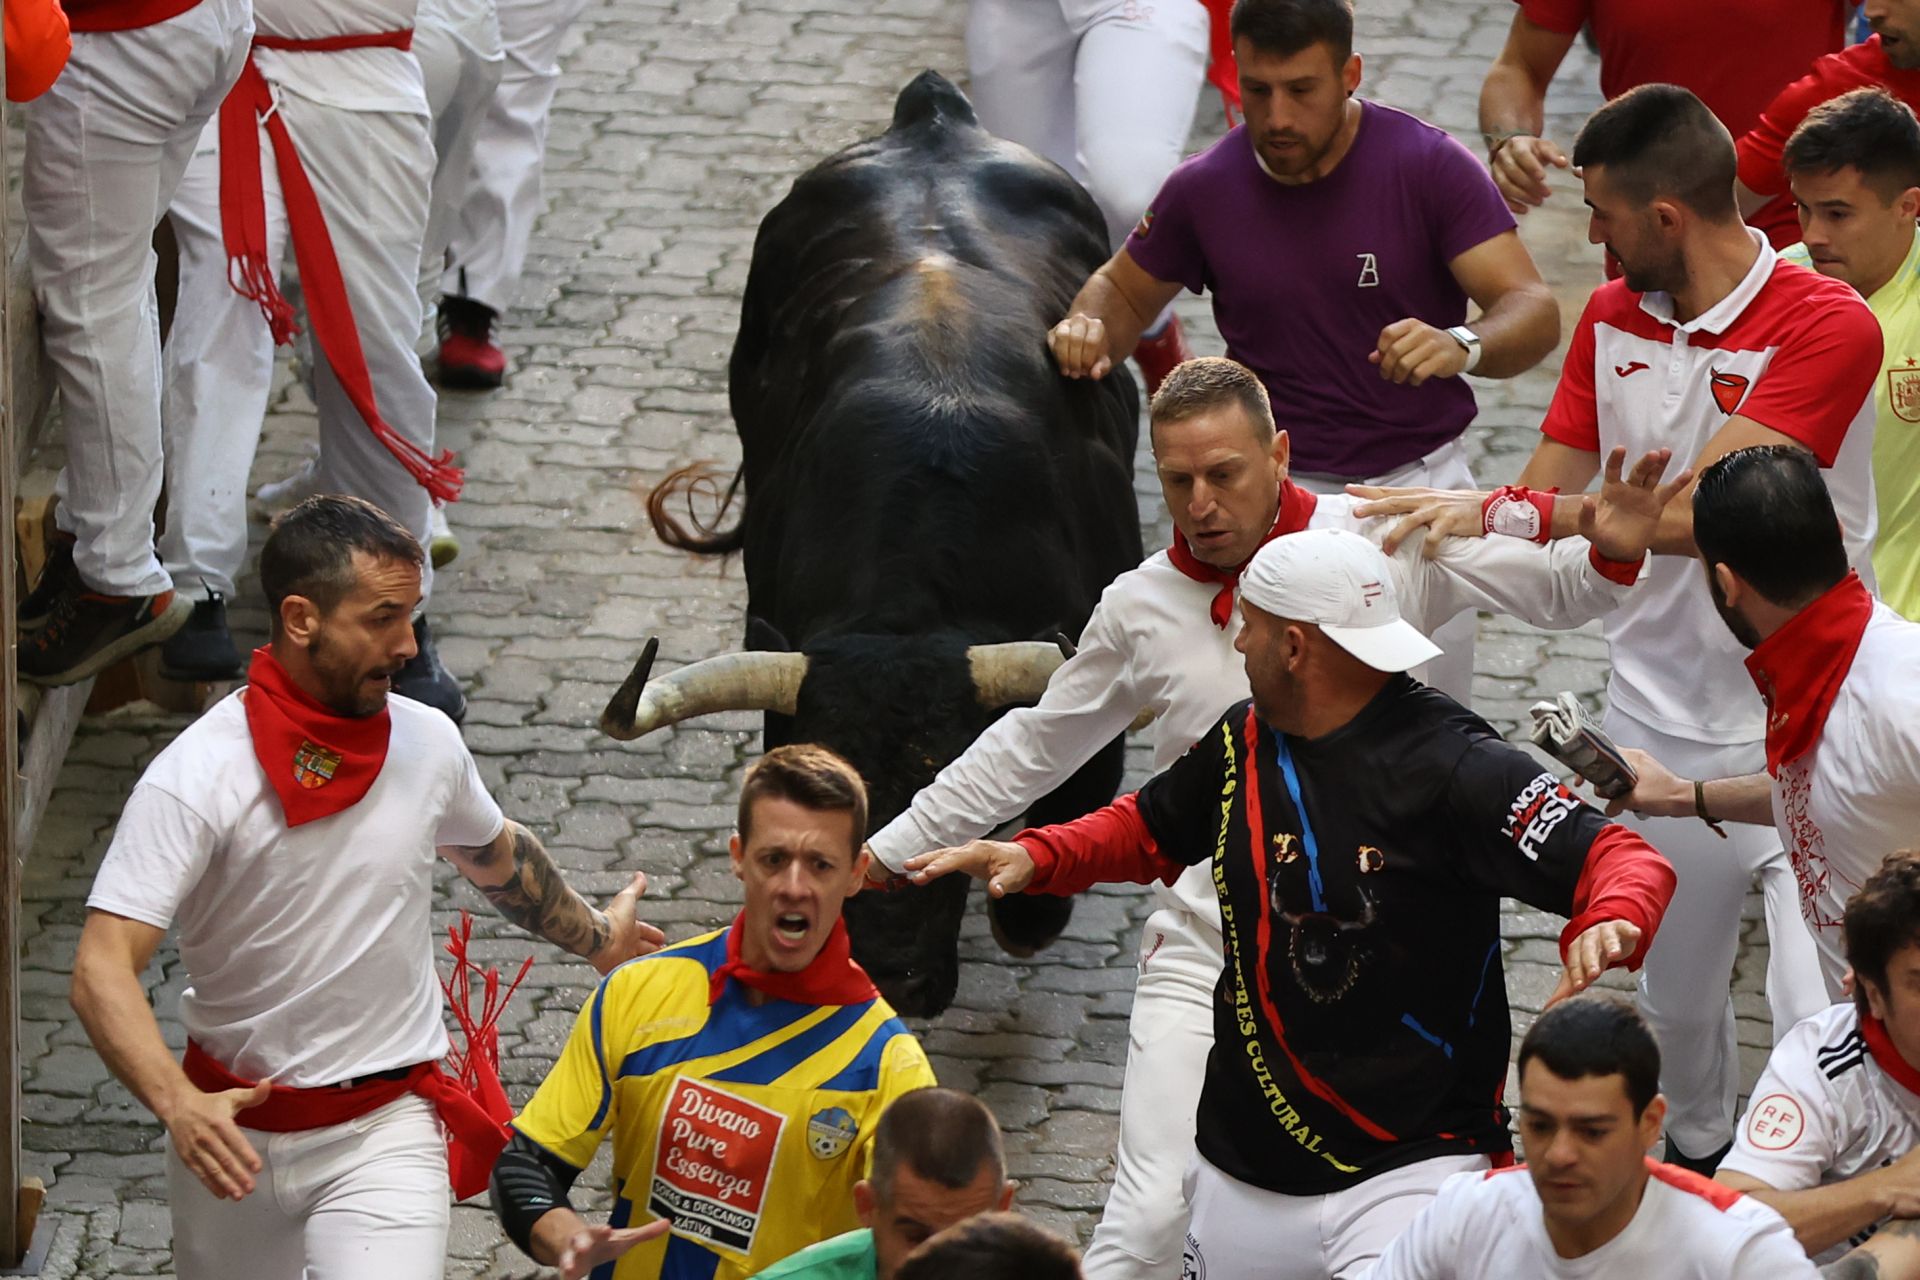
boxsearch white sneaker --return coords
[253,453,320,518]
[429,504,460,569]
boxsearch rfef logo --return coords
[1746,1092,1806,1150]
[648,1078,786,1255]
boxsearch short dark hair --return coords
[1149,357,1277,444]
[736,744,868,851]
[1845,852,1920,1015]
[1784,88,1920,202]
[893,1213,1081,1280]
[1516,995,1662,1117]
[869,1088,1006,1203]
[259,495,423,631]
[1693,445,1848,609]
[1573,84,1739,221]
[1228,0,1353,64]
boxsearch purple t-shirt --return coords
[1126,102,1516,478]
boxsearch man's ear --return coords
[729,833,746,882]
[1652,198,1685,235]
[1342,52,1362,96]
[849,846,871,897]
[279,594,321,648]
[1638,1094,1668,1151]
[1898,186,1920,223]
[1271,429,1292,475]
[854,1179,877,1227]
[997,1180,1017,1211]
[1712,562,1746,609]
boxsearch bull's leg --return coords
[987,732,1126,956]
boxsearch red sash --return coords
[708,912,879,1007]
[1744,572,1875,776]
[242,647,390,826]
[217,32,463,503]
[1166,480,1318,628]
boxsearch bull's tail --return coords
[646,462,746,555]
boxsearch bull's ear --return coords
[745,615,791,652]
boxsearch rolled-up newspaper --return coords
[1527,692,1638,800]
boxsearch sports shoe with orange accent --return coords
[435,295,506,390]
[1133,315,1194,395]
[19,579,190,686]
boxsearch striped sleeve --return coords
[511,969,627,1169]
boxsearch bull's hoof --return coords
[988,893,1073,958]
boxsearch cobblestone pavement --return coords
[16,1,1782,1274]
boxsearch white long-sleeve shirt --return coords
[867,490,1641,925]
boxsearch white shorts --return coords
[1182,1150,1489,1280]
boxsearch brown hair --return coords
[736,744,868,852]
[1572,84,1740,222]
[1149,356,1276,443]
[1784,87,1920,203]
[893,1213,1081,1280]
[1845,851,1920,1014]
[260,495,423,633]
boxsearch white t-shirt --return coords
[1365,1160,1818,1278]
[1770,606,1920,990]
[1721,1002,1920,1262]
[87,692,505,1088]
[867,488,1638,925]
[252,0,430,117]
[1539,231,1879,746]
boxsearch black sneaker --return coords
[159,592,244,681]
[19,580,190,686]
[391,616,466,722]
[19,532,77,631]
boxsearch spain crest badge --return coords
[292,739,343,790]
[1890,365,1920,424]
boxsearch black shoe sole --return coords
[435,364,504,391]
[20,595,192,687]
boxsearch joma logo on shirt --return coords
[1503,772,1578,861]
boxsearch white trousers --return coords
[442,0,590,312]
[1084,906,1219,1280]
[168,1094,450,1280]
[1293,437,1478,703]
[415,0,505,320]
[24,0,252,597]
[160,90,440,604]
[1607,709,1828,1157]
[964,0,1210,253]
[1183,1150,1488,1280]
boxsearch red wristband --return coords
[1482,485,1556,544]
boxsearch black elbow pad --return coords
[491,1131,581,1258]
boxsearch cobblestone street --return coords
[15,0,1783,1274]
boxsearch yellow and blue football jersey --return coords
[512,927,937,1280]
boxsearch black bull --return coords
[610,71,1144,1017]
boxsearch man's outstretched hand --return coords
[903,840,1037,897]
[1578,447,1693,564]
[558,1221,672,1279]
[1546,918,1642,1008]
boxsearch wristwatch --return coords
[1446,324,1483,374]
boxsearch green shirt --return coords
[751,1229,877,1280]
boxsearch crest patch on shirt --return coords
[1889,366,1920,423]
[806,1106,857,1160]
[291,740,343,790]
[1746,1091,1806,1150]
[649,1078,785,1255]
[1710,368,1751,415]
[1134,208,1155,239]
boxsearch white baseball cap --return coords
[1239,529,1443,673]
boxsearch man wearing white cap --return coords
[906,527,1678,1280]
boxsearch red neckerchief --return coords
[1861,1013,1920,1099]
[1167,480,1319,628]
[243,646,392,826]
[1743,572,1874,776]
[708,911,879,1007]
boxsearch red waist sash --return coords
[216,29,464,503]
[183,1040,508,1198]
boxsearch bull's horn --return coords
[967,641,1068,710]
[968,639,1161,734]
[601,641,809,741]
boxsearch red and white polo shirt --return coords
[1722,1002,1920,1263]
[1540,233,1881,744]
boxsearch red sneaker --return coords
[435,295,506,389]
[1133,315,1194,395]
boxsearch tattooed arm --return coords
[442,820,665,974]
[1823,1218,1920,1279]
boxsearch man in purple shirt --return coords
[1049,0,1560,698]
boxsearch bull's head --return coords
[602,633,1075,1016]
